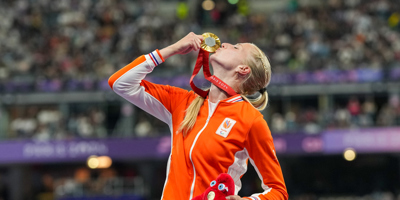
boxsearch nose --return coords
[221,43,229,48]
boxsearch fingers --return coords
[189,37,201,52]
[226,195,242,200]
[176,32,203,54]
[189,32,203,51]
[194,38,201,51]
[196,34,203,50]
[188,32,202,40]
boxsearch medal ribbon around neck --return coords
[190,33,237,98]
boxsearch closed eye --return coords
[235,43,242,49]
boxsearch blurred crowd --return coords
[0,0,400,93]
[0,0,188,93]
[7,103,170,141]
[0,166,145,200]
[9,105,108,140]
[269,94,400,134]
[0,0,399,139]
[4,93,399,140]
[1,1,400,200]
[0,164,394,200]
[27,165,400,200]
[53,167,144,199]
[257,0,400,81]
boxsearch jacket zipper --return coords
[188,100,218,200]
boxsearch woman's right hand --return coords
[160,32,203,59]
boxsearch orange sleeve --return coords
[244,115,289,200]
[108,50,190,123]
[108,55,146,89]
[139,80,190,114]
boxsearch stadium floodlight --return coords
[343,148,357,161]
[202,0,215,11]
[87,155,113,169]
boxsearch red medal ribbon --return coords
[190,49,237,98]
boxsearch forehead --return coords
[238,43,256,56]
[235,43,254,51]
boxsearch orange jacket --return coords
[108,50,288,200]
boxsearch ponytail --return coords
[241,90,268,111]
[179,95,205,137]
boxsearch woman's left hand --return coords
[226,195,247,200]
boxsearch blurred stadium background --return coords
[0,0,400,199]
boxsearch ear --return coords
[236,65,251,77]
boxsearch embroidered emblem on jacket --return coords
[216,118,236,138]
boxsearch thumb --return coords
[198,34,204,41]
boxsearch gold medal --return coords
[201,32,221,53]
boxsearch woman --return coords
[108,32,288,200]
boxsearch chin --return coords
[209,54,216,64]
[210,52,216,59]
[209,53,222,64]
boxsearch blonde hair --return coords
[239,44,271,111]
[178,95,205,136]
[179,44,271,136]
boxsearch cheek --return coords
[224,51,245,65]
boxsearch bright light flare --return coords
[202,0,215,11]
[343,148,356,161]
[87,155,112,169]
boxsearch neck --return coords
[208,85,229,103]
[208,64,242,102]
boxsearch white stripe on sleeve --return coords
[112,56,172,127]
